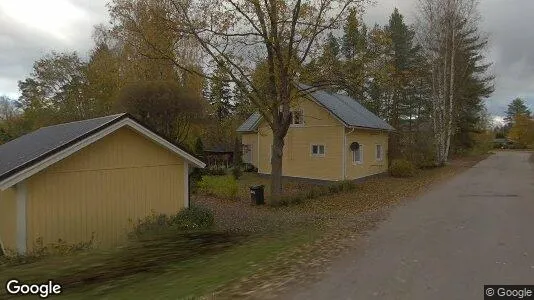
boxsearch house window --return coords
[352,145,363,164]
[376,144,383,161]
[291,109,304,125]
[311,144,325,157]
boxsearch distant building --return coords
[204,144,234,168]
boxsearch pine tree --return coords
[342,8,367,60]
[385,8,423,158]
[209,65,234,121]
[194,136,204,159]
[341,9,368,101]
[451,8,494,152]
[505,98,531,123]
[299,33,342,90]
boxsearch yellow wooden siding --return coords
[0,187,17,252]
[257,97,344,181]
[24,127,186,250]
[241,133,258,167]
[345,129,389,180]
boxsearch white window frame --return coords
[290,109,305,126]
[310,144,325,157]
[352,144,363,165]
[375,144,383,161]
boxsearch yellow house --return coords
[238,84,395,181]
[0,114,205,255]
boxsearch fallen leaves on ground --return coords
[193,155,488,299]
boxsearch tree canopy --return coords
[505,98,531,123]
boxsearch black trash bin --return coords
[250,185,265,205]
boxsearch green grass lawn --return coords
[1,229,320,300]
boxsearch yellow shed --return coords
[0,114,205,255]
[237,84,395,181]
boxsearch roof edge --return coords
[0,115,205,190]
[0,113,128,184]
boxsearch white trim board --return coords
[16,182,27,254]
[0,118,206,190]
[342,127,347,180]
[0,236,5,256]
[184,162,189,208]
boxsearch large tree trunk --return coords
[270,130,285,205]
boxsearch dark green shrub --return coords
[190,168,203,193]
[172,205,214,231]
[132,205,215,238]
[231,166,243,180]
[389,159,417,177]
[243,163,258,172]
[194,137,204,159]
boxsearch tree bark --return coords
[270,129,286,205]
[443,0,456,163]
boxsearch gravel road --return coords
[286,151,534,300]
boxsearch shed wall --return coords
[24,127,186,250]
[0,187,16,253]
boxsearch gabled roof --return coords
[0,114,205,190]
[236,112,262,132]
[236,84,395,132]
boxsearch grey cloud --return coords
[0,0,108,98]
[1,0,534,116]
[364,0,534,116]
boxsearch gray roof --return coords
[236,84,395,132]
[0,114,126,181]
[236,112,262,132]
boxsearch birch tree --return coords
[109,0,368,204]
[417,0,482,165]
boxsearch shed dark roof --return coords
[236,112,262,132]
[0,113,204,184]
[0,114,126,182]
[236,84,395,132]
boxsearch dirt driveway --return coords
[285,151,534,299]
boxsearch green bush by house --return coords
[132,205,215,238]
[172,205,215,231]
[389,159,417,177]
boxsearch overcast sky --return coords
[1,0,533,118]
